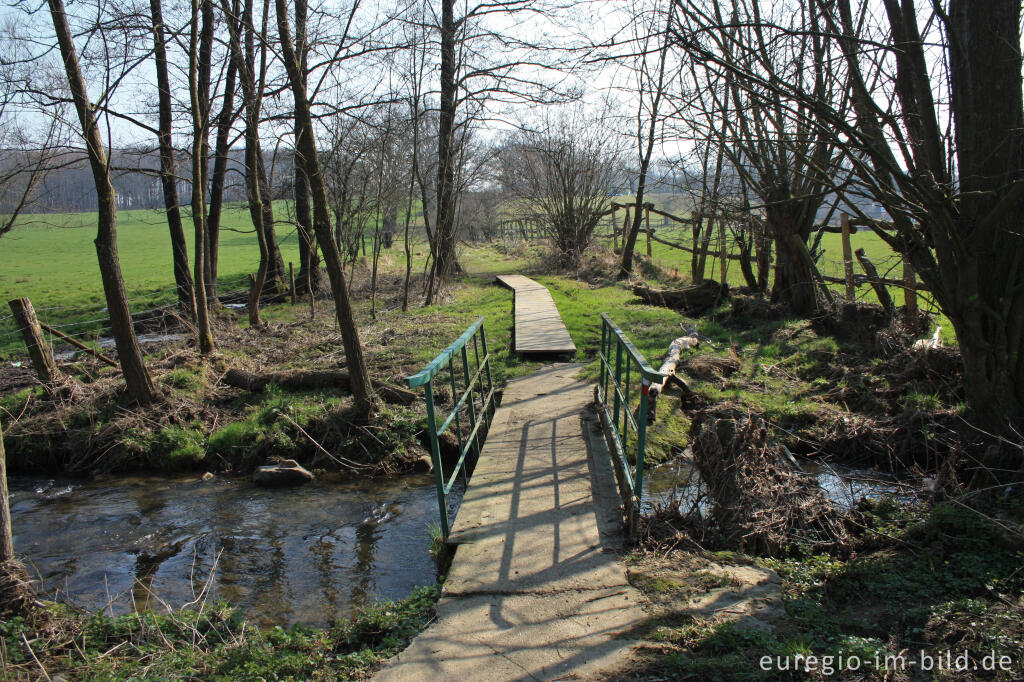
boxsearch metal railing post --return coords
[461,345,479,459]
[593,314,665,538]
[423,381,450,537]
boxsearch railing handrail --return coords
[407,316,485,388]
[596,313,664,537]
[599,313,664,383]
[406,316,496,539]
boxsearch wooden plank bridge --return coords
[495,275,576,356]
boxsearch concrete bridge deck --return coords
[376,364,645,681]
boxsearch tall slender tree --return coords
[620,1,673,278]
[188,0,216,353]
[47,0,158,402]
[206,20,240,306]
[150,0,196,315]
[276,0,373,414]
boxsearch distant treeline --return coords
[0,147,296,214]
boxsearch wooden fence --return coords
[503,200,923,314]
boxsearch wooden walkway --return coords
[376,365,645,680]
[496,275,577,355]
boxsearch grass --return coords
[0,218,1013,679]
[624,500,1024,680]
[0,203,432,358]
[1,585,442,680]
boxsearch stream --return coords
[10,458,911,628]
[9,473,440,627]
[643,456,916,514]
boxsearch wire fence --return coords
[0,273,256,359]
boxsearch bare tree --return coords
[674,0,844,314]
[816,0,1024,435]
[291,0,324,295]
[619,0,673,278]
[673,0,1024,436]
[205,6,239,306]
[424,0,573,290]
[275,0,374,414]
[149,0,197,315]
[223,0,275,326]
[187,0,217,353]
[46,0,158,403]
[501,110,623,265]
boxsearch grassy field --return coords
[589,202,956,345]
[0,204,432,358]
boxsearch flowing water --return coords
[9,473,440,627]
[53,333,186,362]
[643,456,916,514]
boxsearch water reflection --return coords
[9,473,439,627]
[643,455,916,513]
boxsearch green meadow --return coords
[1,195,952,359]
[0,204,434,358]
[590,195,954,344]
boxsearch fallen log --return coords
[633,280,728,315]
[222,368,416,405]
[648,335,699,421]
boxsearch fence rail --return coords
[595,313,664,537]
[407,316,497,538]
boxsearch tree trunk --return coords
[256,148,286,289]
[150,0,195,315]
[0,424,12,563]
[291,0,323,296]
[189,0,215,354]
[295,155,323,293]
[736,230,759,290]
[206,31,238,306]
[944,0,1024,432]
[276,0,374,415]
[767,197,819,316]
[755,227,771,293]
[48,0,157,403]
[433,0,459,282]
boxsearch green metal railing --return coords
[595,313,665,535]
[407,316,497,538]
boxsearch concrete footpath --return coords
[376,364,646,681]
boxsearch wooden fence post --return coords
[611,206,618,249]
[645,204,652,257]
[289,262,296,305]
[307,265,315,319]
[0,422,13,564]
[621,206,631,252]
[841,214,855,299]
[719,220,728,285]
[8,297,62,384]
[903,260,917,319]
